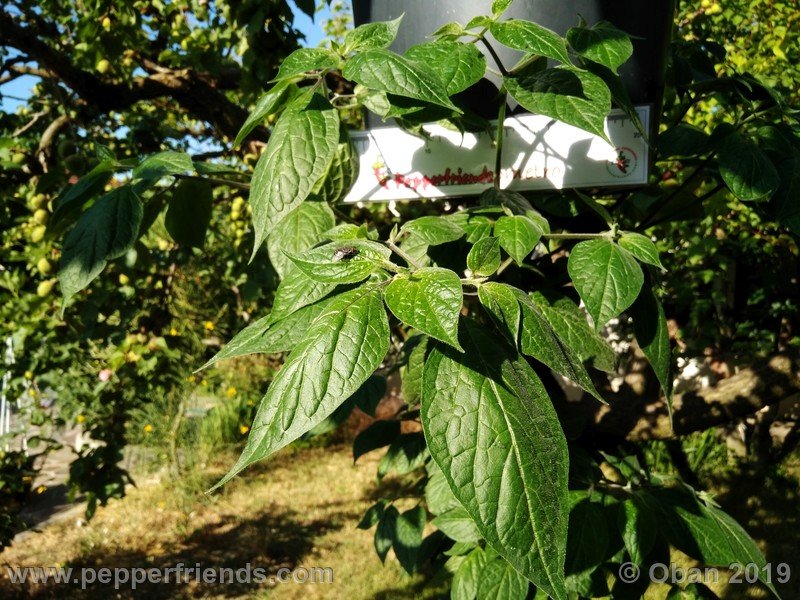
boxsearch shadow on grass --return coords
[2,506,344,599]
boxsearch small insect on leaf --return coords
[333,245,360,261]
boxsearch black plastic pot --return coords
[353,0,676,126]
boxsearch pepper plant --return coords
[52,1,798,598]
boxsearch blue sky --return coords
[0,1,332,112]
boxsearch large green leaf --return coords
[266,201,335,278]
[58,186,143,305]
[132,151,193,182]
[249,94,340,259]
[432,507,481,544]
[197,300,330,371]
[717,132,780,201]
[452,547,489,600]
[567,239,644,330]
[342,49,460,112]
[50,160,115,229]
[353,420,400,462]
[618,497,657,566]
[213,286,390,489]
[477,558,530,600]
[401,216,465,245]
[630,285,673,408]
[516,291,604,402]
[164,179,213,248]
[394,506,427,574]
[772,152,800,235]
[529,293,617,373]
[384,267,463,350]
[467,237,501,277]
[566,21,633,73]
[234,82,297,148]
[494,215,544,264]
[565,500,609,596]
[504,67,612,141]
[286,239,391,284]
[618,233,663,269]
[378,433,428,478]
[343,15,403,53]
[422,321,569,600]
[490,19,570,64]
[312,125,360,204]
[401,336,428,405]
[646,489,778,598]
[478,282,521,345]
[273,48,339,82]
[269,267,336,322]
[425,460,460,516]
[405,41,486,95]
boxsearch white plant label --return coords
[343,106,650,203]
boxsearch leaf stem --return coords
[479,37,509,77]
[494,90,507,190]
[495,256,515,276]
[543,232,613,240]
[386,240,422,271]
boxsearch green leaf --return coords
[342,49,461,112]
[132,151,193,182]
[343,15,403,53]
[269,267,336,322]
[59,186,143,305]
[477,558,530,600]
[567,239,644,330]
[401,336,428,405]
[432,508,481,544]
[517,291,604,402]
[772,152,800,236]
[478,282,521,344]
[213,286,389,489]
[375,505,399,562]
[425,461,460,515]
[467,237,501,276]
[401,216,465,245]
[358,501,386,530]
[351,374,387,417]
[384,267,464,351]
[234,82,297,148]
[452,547,489,600]
[312,125,360,204]
[405,42,486,95]
[490,19,570,64]
[657,124,710,159]
[618,233,663,269]
[164,179,212,248]
[666,583,719,600]
[273,47,339,82]
[529,293,617,373]
[249,94,340,259]
[566,21,633,72]
[286,239,391,284]
[618,497,656,566]
[422,321,569,600]
[504,67,612,141]
[353,420,400,462]
[378,433,429,478]
[492,0,515,17]
[646,489,778,598]
[267,201,335,278]
[630,286,673,407]
[197,300,330,371]
[565,500,609,596]
[50,161,115,229]
[394,506,427,574]
[494,215,544,264]
[717,133,780,201]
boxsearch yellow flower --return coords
[24,370,34,380]
[36,485,47,494]
[239,424,250,435]
[225,386,237,398]
[187,375,196,383]
[143,424,154,434]
[247,400,255,407]
[170,327,178,336]
[203,321,215,331]
[76,415,85,424]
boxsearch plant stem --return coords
[543,232,613,240]
[494,90,507,190]
[495,256,515,276]
[386,240,422,271]
[479,37,509,77]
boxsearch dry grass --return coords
[0,445,436,599]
